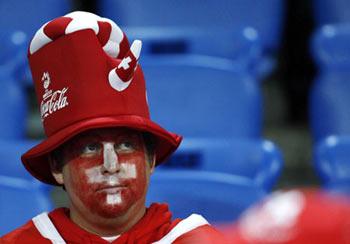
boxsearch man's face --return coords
[53,128,154,218]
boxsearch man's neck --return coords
[69,201,146,237]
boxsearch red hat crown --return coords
[28,11,147,136]
[22,11,182,185]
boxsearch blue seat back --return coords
[142,55,262,138]
[310,72,350,141]
[99,0,284,51]
[0,176,53,236]
[0,139,40,180]
[0,29,30,85]
[313,0,350,26]
[0,1,71,37]
[125,27,262,70]
[161,138,283,191]
[312,24,350,70]
[0,1,70,85]
[146,170,266,223]
[0,71,27,139]
[314,136,350,192]
[0,29,27,66]
[310,24,350,141]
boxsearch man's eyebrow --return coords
[72,129,142,142]
[73,133,101,143]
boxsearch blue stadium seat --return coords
[160,138,283,191]
[314,136,350,194]
[0,71,27,139]
[99,0,284,78]
[0,1,70,86]
[310,24,350,141]
[0,139,40,180]
[0,138,52,203]
[0,29,29,85]
[0,0,71,37]
[146,170,266,223]
[99,0,284,52]
[142,54,263,138]
[0,29,27,67]
[312,24,350,70]
[313,0,350,26]
[125,26,262,75]
[0,175,53,236]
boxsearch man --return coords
[1,11,226,243]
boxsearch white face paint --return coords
[107,193,122,205]
[85,163,137,185]
[84,142,138,206]
[103,142,118,173]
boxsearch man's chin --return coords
[94,204,130,219]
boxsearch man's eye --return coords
[82,143,100,154]
[115,141,134,151]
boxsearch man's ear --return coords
[150,154,156,174]
[49,155,64,185]
[52,171,64,185]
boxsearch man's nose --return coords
[102,142,120,173]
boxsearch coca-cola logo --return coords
[42,71,50,89]
[40,72,69,121]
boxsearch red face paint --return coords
[61,128,150,219]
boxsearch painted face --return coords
[57,128,153,218]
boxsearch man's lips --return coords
[96,185,127,194]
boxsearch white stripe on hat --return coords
[64,11,99,35]
[101,17,124,58]
[29,11,125,58]
[29,22,52,54]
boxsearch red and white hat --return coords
[223,188,350,244]
[21,11,182,185]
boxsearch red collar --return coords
[48,203,177,243]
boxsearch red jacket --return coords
[1,203,226,243]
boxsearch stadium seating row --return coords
[311,23,350,194]
[2,0,350,235]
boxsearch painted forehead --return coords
[69,127,143,143]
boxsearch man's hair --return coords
[49,131,157,173]
[142,132,157,165]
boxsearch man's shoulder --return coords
[174,223,228,244]
[0,220,50,244]
[156,213,227,244]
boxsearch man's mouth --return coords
[97,185,127,194]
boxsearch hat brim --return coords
[21,115,182,186]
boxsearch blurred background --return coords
[1,0,350,236]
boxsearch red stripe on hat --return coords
[117,35,130,59]
[43,17,73,40]
[97,21,111,47]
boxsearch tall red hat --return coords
[21,11,182,185]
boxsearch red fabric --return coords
[0,221,51,244]
[117,36,130,59]
[49,203,173,243]
[173,225,228,244]
[222,189,350,244]
[43,17,72,40]
[1,203,225,244]
[29,30,151,136]
[115,48,138,82]
[22,28,182,185]
[97,21,112,47]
